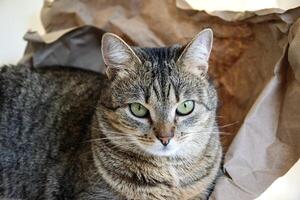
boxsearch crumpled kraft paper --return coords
[19,0,300,199]
[176,0,300,21]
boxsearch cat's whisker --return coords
[93,141,130,152]
[193,122,239,130]
[103,131,141,137]
[216,121,240,128]
[181,130,223,133]
[181,131,233,136]
[101,130,127,135]
[83,137,127,143]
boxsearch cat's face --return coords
[99,30,217,157]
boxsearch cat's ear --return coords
[101,33,141,79]
[177,29,213,76]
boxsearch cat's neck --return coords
[90,116,221,199]
[91,134,184,198]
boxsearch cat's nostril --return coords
[158,137,171,146]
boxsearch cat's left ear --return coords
[177,29,213,76]
[101,33,141,80]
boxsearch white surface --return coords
[255,159,300,200]
[182,0,300,12]
[0,0,44,65]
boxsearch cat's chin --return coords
[142,140,180,157]
[149,148,178,157]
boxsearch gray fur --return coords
[0,65,116,199]
[95,31,221,199]
[0,30,222,200]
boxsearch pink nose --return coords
[157,136,172,146]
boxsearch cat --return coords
[0,29,222,200]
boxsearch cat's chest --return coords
[168,165,180,186]
[98,162,205,200]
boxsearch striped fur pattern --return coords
[92,29,222,199]
[0,30,222,200]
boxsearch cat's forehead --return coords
[133,47,182,102]
[133,45,183,65]
[111,45,205,106]
[132,46,184,83]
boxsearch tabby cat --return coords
[0,29,222,200]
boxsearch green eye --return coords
[176,100,195,116]
[129,103,149,118]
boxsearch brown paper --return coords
[20,0,300,199]
[176,0,300,21]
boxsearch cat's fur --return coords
[0,29,222,199]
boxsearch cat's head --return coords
[98,29,217,157]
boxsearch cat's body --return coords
[0,65,117,199]
[0,30,222,200]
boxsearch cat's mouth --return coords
[143,140,179,157]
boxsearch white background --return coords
[0,0,44,65]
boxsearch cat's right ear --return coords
[176,29,213,76]
[101,33,141,80]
